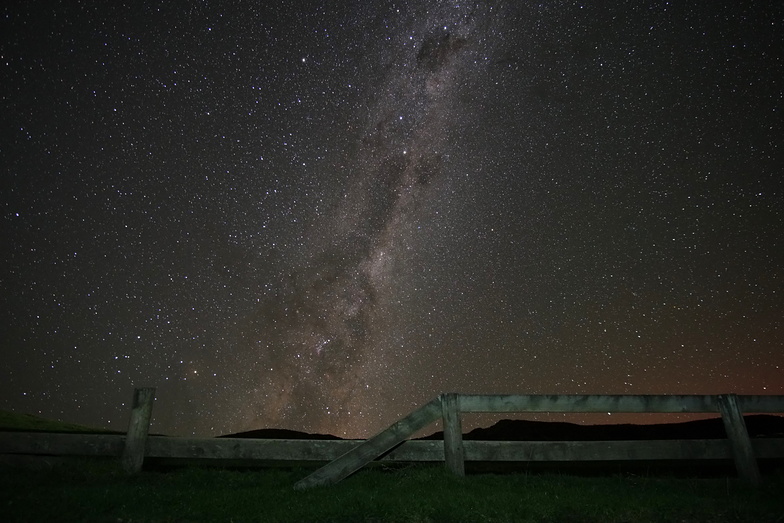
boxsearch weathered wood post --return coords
[441,392,465,476]
[121,387,156,473]
[717,393,760,485]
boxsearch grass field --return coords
[2,458,784,522]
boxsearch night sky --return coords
[2,1,782,438]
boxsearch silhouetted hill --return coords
[419,414,784,441]
[218,427,343,440]
[220,415,784,441]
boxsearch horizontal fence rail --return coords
[2,432,783,463]
[457,394,784,413]
[2,432,783,464]
[1,390,783,488]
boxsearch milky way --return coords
[242,4,502,435]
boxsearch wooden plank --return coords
[150,437,783,463]
[143,437,784,463]
[462,439,734,462]
[2,433,782,463]
[751,438,784,459]
[718,394,761,485]
[145,437,446,462]
[121,387,156,473]
[147,437,358,460]
[0,433,445,462]
[441,393,465,476]
[294,398,442,489]
[0,432,124,456]
[458,394,720,413]
[736,395,784,413]
[384,440,444,461]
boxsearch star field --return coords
[2,1,782,438]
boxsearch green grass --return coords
[0,409,114,433]
[2,460,783,522]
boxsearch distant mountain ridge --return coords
[220,415,784,441]
[6,409,780,442]
[218,427,343,440]
[420,415,784,442]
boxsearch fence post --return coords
[717,393,760,485]
[441,392,465,476]
[121,387,156,473]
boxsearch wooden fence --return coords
[1,389,783,489]
[295,392,784,488]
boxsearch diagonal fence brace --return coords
[294,397,442,489]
